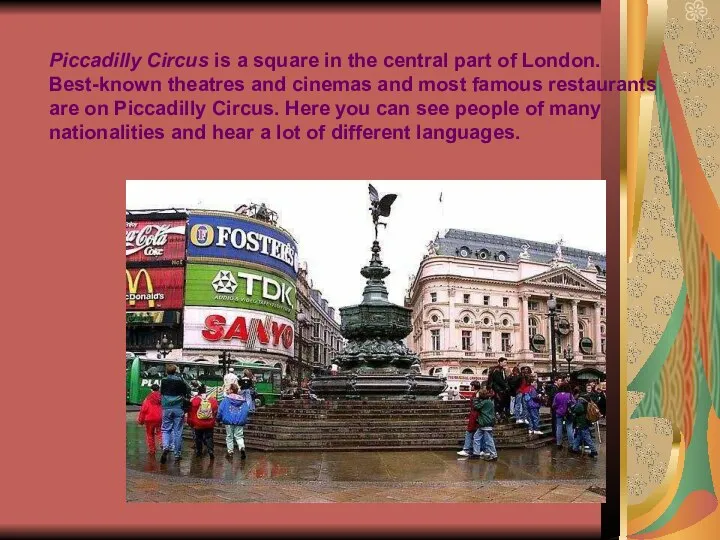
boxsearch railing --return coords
[463,351,475,357]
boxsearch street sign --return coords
[579,337,594,355]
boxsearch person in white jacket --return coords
[223,367,238,395]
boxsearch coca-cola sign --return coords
[126,220,186,263]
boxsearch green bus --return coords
[126,355,282,407]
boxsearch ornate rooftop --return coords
[433,229,607,274]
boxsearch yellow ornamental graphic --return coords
[126,269,158,308]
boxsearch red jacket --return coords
[138,391,162,425]
[518,377,533,395]
[187,394,219,430]
[466,392,479,431]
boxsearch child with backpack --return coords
[570,387,599,457]
[188,384,218,459]
[524,378,543,435]
[216,383,250,460]
[471,388,498,461]
[137,383,162,455]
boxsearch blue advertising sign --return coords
[187,212,299,279]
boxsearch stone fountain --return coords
[309,184,447,400]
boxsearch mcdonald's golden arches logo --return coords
[126,269,165,308]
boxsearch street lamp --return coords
[563,345,574,376]
[218,350,233,376]
[296,311,309,386]
[156,334,174,359]
[547,294,558,380]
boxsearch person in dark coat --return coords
[507,367,522,421]
[489,357,510,422]
[159,364,191,464]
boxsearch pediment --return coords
[521,267,605,293]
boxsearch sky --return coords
[126,180,606,318]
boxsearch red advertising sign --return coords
[126,267,185,310]
[126,220,186,263]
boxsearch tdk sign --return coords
[188,213,299,279]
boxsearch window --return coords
[601,338,606,353]
[481,332,492,351]
[483,317,490,325]
[431,314,439,323]
[461,330,471,351]
[501,332,511,352]
[601,307,605,317]
[313,323,320,338]
[431,330,440,351]
[528,300,539,311]
[578,306,586,315]
[313,346,319,362]
[462,315,470,324]
[461,368,474,375]
[483,295,490,305]
[528,317,538,338]
[600,324,606,336]
[430,292,437,303]
[502,318,509,327]
[578,321,585,340]
[502,297,509,307]
[463,293,470,304]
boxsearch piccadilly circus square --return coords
[126,180,607,504]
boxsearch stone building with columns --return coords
[404,229,607,381]
[291,263,344,384]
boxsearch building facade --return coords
[292,265,344,383]
[405,229,607,381]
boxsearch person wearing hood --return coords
[188,384,219,459]
[137,383,162,455]
[216,383,250,460]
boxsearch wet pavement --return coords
[126,412,606,503]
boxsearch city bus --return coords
[126,356,282,407]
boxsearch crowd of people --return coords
[136,359,606,465]
[137,365,256,463]
[456,357,606,460]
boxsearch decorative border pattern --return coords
[624,0,720,538]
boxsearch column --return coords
[594,302,603,355]
[520,294,528,353]
[571,299,579,354]
[447,286,455,354]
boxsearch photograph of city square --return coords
[126,180,607,503]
